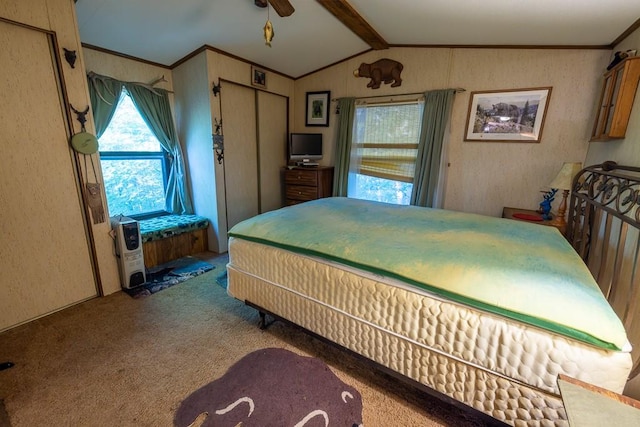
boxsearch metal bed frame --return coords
[567,161,640,379]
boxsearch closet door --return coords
[0,21,97,331]
[257,91,287,213]
[220,82,288,231]
[220,83,259,230]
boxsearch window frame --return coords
[98,150,171,220]
[98,91,172,220]
[348,99,423,205]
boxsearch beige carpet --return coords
[0,253,492,426]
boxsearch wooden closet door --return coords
[220,82,259,230]
[257,91,287,213]
[220,83,288,231]
[0,21,97,331]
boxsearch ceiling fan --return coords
[254,0,294,17]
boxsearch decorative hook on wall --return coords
[70,104,90,130]
[213,118,224,164]
[212,81,221,97]
[63,48,77,68]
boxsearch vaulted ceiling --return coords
[75,0,640,78]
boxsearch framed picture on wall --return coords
[305,91,331,127]
[251,66,266,89]
[464,87,552,142]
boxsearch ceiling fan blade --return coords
[269,0,294,17]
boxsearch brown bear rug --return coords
[174,348,363,427]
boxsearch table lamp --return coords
[549,162,582,229]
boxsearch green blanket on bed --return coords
[229,197,628,351]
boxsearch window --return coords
[348,101,424,205]
[99,91,169,218]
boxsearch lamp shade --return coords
[549,162,582,190]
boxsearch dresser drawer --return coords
[286,185,318,201]
[284,169,318,186]
[282,166,334,206]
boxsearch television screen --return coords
[289,133,322,164]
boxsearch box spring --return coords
[227,237,631,426]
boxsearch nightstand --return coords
[558,375,640,426]
[502,207,565,235]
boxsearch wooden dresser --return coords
[283,166,334,205]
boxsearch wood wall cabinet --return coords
[591,57,640,141]
[284,166,334,205]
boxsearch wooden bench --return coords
[138,215,209,268]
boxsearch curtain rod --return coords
[331,88,465,102]
[87,71,174,94]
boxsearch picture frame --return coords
[251,66,266,89]
[464,87,552,142]
[305,91,331,127]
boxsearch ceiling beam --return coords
[269,0,295,17]
[255,0,295,17]
[316,0,388,50]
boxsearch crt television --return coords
[289,133,322,165]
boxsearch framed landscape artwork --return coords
[305,91,330,127]
[464,87,552,142]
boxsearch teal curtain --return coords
[86,72,193,215]
[410,89,455,207]
[126,83,193,215]
[87,72,123,138]
[332,97,356,196]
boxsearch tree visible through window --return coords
[348,101,423,205]
[99,92,168,218]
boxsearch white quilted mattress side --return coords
[227,238,632,421]
[228,265,566,426]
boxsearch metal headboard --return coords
[566,161,640,379]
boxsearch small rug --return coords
[215,270,227,289]
[174,348,363,427]
[124,256,214,298]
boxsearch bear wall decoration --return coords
[353,58,404,89]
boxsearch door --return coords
[220,83,288,230]
[220,82,259,230]
[0,20,97,331]
[257,91,287,213]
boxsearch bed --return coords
[226,161,640,426]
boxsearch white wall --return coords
[172,52,221,251]
[83,49,173,90]
[295,47,610,217]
